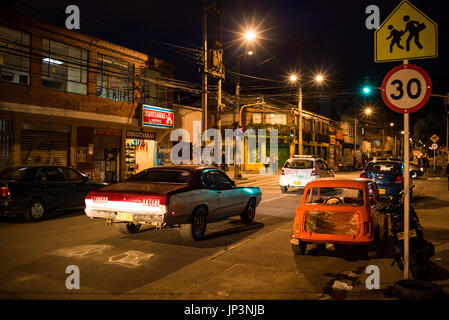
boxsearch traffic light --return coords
[362,86,371,94]
[289,129,295,138]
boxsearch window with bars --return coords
[0,26,30,85]
[96,54,134,102]
[141,69,168,107]
[41,39,88,94]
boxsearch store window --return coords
[266,113,287,125]
[252,113,262,124]
[42,39,88,94]
[0,26,30,85]
[141,69,168,107]
[97,54,134,102]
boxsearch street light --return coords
[244,30,256,42]
[234,30,257,180]
[289,73,326,155]
[364,107,373,116]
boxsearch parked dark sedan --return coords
[84,165,262,241]
[360,160,412,199]
[0,166,105,221]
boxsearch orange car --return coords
[291,178,387,254]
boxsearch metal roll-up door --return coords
[21,130,70,166]
[93,134,121,148]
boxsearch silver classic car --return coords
[84,165,262,241]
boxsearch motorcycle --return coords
[381,186,434,279]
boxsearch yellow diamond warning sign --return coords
[430,134,439,143]
[375,0,438,63]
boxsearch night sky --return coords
[3,0,449,122]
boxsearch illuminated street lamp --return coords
[234,29,257,180]
[289,72,326,155]
[244,30,256,42]
[364,107,373,116]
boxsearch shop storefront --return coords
[76,127,121,183]
[125,130,156,179]
[20,122,70,166]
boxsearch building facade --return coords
[0,10,174,182]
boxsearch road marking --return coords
[261,194,297,204]
[106,251,154,268]
[52,244,113,258]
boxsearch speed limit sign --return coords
[381,64,432,114]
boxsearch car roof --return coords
[307,178,372,188]
[143,165,216,173]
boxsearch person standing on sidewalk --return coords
[271,153,279,174]
[446,160,449,191]
[263,156,270,174]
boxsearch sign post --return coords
[376,1,437,280]
[431,143,438,172]
[381,62,432,279]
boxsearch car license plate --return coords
[379,189,386,195]
[116,212,133,221]
[397,229,417,240]
[293,181,301,186]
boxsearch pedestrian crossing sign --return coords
[375,0,438,63]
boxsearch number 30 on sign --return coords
[381,64,432,114]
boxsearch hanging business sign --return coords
[142,105,174,129]
[126,130,156,140]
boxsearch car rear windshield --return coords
[127,170,191,183]
[305,187,364,207]
[0,167,38,181]
[365,162,403,175]
[284,159,313,169]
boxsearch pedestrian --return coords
[446,160,449,191]
[156,147,165,166]
[263,156,270,174]
[271,153,279,174]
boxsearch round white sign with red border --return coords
[431,143,438,150]
[381,64,432,114]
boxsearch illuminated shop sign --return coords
[126,130,156,140]
[142,105,174,129]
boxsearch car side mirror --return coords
[82,176,89,183]
[231,181,236,188]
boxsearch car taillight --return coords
[360,173,367,178]
[364,222,370,235]
[311,167,317,176]
[0,186,10,199]
[143,195,167,206]
[395,175,404,183]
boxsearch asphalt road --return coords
[1,172,448,300]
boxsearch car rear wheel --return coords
[115,222,142,234]
[180,207,207,241]
[241,198,256,225]
[292,241,307,255]
[281,186,288,193]
[25,199,47,222]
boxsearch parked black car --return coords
[0,166,105,221]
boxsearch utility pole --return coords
[234,58,241,180]
[445,93,449,157]
[201,0,208,136]
[298,85,303,155]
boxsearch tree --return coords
[412,112,445,146]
